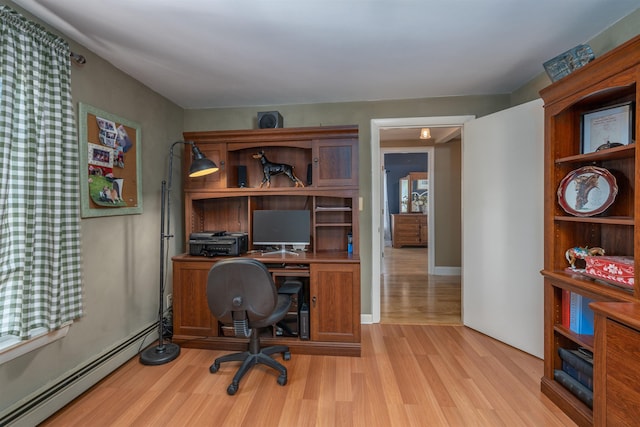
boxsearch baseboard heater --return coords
[0,323,157,427]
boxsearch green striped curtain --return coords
[0,6,83,340]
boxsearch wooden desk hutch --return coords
[540,35,640,426]
[171,125,361,357]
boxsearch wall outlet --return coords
[166,293,173,308]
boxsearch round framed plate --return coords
[557,166,618,216]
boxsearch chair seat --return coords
[251,294,291,328]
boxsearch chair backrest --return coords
[206,258,278,325]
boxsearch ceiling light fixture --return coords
[419,128,431,140]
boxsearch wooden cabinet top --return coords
[184,125,358,144]
[591,301,640,330]
[173,252,360,264]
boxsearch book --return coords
[558,347,593,377]
[561,360,593,390]
[554,369,593,408]
[558,347,593,391]
[576,347,593,363]
[561,289,571,328]
[569,293,595,335]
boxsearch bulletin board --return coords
[79,102,143,217]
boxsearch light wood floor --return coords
[41,251,570,426]
[41,324,574,426]
[381,246,461,325]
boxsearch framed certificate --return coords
[581,102,633,154]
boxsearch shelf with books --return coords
[540,34,640,426]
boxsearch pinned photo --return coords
[96,116,116,132]
[88,142,114,168]
[99,128,117,148]
[116,124,133,152]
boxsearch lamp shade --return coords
[189,145,218,177]
[419,128,431,140]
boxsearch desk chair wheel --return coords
[278,374,287,386]
[283,351,291,361]
[227,383,238,395]
[210,362,220,373]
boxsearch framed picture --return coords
[557,166,618,217]
[416,179,428,190]
[79,103,143,217]
[581,102,633,154]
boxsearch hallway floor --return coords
[381,246,461,325]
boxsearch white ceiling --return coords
[12,0,640,110]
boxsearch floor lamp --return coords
[140,141,218,365]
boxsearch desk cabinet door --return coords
[173,261,218,336]
[310,263,360,342]
[312,139,358,187]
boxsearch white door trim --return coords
[370,116,474,324]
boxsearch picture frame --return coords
[557,166,618,217]
[416,179,428,190]
[581,102,633,154]
[79,103,143,217]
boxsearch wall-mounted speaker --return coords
[258,111,283,129]
[237,165,247,188]
[306,163,313,186]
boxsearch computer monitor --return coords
[252,210,310,256]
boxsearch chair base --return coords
[210,343,290,395]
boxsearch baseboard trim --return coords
[433,266,461,276]
[0,323,156,427]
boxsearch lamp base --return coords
[139,342,180,365]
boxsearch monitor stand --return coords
[261,245,300,256]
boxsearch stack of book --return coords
[554,347,593,408]
[561,290,595,335]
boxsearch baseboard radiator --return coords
[0,323,157,427]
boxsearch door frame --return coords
[380,146,432,260]
[370,116,474,324]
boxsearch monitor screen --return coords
[252,210,311,246]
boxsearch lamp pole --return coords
[140,142,217,365]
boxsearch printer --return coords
[189,231,248,257]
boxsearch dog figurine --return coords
[252,151,305,188]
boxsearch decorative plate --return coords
[557,166,618,216]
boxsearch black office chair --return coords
[206,258,291,395]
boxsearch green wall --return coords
[0,1,184,417]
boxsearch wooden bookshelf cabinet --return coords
[539,35,640,426]
[591,302,640,426]
[171,125,361,356]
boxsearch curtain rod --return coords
[70,51,86,65]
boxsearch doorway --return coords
[370,116,474,324]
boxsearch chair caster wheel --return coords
[227,383,238,395]
[210,363,219,373]
[277,375,287,386]
[283,351,291,361]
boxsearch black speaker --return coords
[299,302,310,340]
[306,163,312,185]
[237,165,247,188]
[258,111,283,129]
